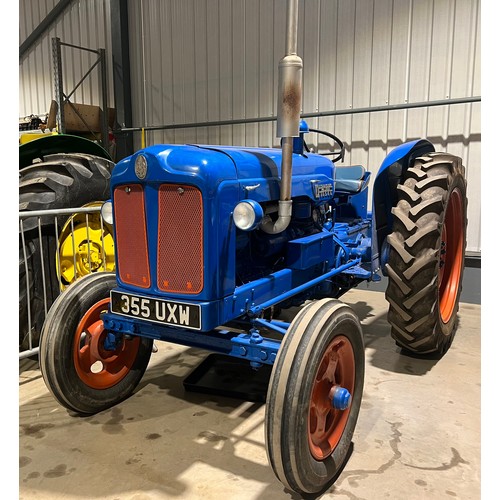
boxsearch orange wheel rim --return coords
[308,335,355,460]
[439,189,464,323]
[73,298,140,389]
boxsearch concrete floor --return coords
[19,288,481,499]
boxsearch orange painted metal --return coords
[439,188,465,323]
[157,184,204,294]
[308,335,355,460]
[114,184,151,288]
[73,298,141,389]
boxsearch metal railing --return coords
[19,205,114,359]
[118,96,481,134]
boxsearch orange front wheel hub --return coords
[73,298,141,389]
[308,335,356,460]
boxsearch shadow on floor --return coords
[19,347,304,499]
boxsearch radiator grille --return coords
[157,184,204,294]
[114,185,151,288]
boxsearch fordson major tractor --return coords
[38,1,467,495]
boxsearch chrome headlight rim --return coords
[233,199,264,231]
[100,200,114,225]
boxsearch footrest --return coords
[341,264,372,279]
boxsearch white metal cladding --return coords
[128,0,480,253]
[19,0,114,118]
[19,0,481,253]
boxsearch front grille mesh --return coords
[157,184,204,294]
[114,184,151,288]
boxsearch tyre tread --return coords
[385,152,467,355]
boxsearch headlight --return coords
[101,201,113,225]
[233,200,263,231]
[135,154,148,179]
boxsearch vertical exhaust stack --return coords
[261,0,303,235]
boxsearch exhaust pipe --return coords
[261,0,302,235]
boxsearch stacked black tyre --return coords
[385,152,467,355]
[19,153,114,351]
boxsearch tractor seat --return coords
[334,165,366,194]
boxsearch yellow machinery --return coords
[57,202,115,289]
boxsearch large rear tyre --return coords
[385,152,467,355]
[40,272,153,415]
[19,153,114,349]
[265,299,365,495]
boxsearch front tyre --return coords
[265,299,365,495]
[40,272,153,415]
[385,152,467,355]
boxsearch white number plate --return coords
[110,291,201,330]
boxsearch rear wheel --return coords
[385,152,467,355]
[40,272,153,415]
[265,299,364,495]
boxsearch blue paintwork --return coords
[111,144,336,302]
[102,311,281,366]
[371,139,435,271]
[109,142,351,331]
[376,139,432,176]
[247,259,361,316]
[103,133,436,367]
[335,171,371,220]
[197,144,335,202]
[112,146,240,302]
[252,318,289,335]
[292,119,310,154]
[286,231,334,270]
[331,387,352,411]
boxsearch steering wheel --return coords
[304,128,345,163]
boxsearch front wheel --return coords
[40,272,153,415]
[265,299,365,495]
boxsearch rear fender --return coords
[371,139,435,272]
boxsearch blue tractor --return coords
[39,1,467,495]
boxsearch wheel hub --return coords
[330,386,352,411]
[73,298,141,389]
[77,241,104,273]
[308,335,355,460]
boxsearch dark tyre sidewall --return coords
[40,273,153,415]
[267,300,365,495]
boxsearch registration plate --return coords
[110,290,201,330]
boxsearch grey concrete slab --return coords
[19,289,480,499]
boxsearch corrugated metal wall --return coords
[128,0,481,253]
[19,0,481,253]
[19,0,114,118]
